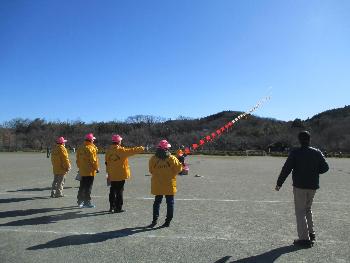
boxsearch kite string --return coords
[185,95,271,154]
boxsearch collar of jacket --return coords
[84,141,94,146]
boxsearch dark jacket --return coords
[277,146,329,190]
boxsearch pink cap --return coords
[85,133,96,141]
[157,139,171,149]
[56,137,67,144]
[112,134,123,143]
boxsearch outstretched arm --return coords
[120,146,145,158]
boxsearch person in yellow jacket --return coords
[148,140,182,227]
[50,137,71,198]
[105,134,144,213]
[76,133,99,208]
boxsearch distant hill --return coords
[310,105,350,120]
[1,106,349,154]
[305,105,350,153]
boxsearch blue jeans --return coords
[153,195,174,222]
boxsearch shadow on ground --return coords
[27,226,159,250]
[0,196,50,204]
[0,210,109,227]
[214,245,303,263]
[0,206,79,219]
[7,186,77,192]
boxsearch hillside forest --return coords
[1,106,349,156]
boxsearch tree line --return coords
[1,106,349,155]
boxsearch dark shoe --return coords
[309,233,316,241]
[55,194,64,198]
[161,221,171,228]
[293,239,313,248]
[114,209,126,213]
[148,220,157,228]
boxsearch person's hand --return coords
[275,185,281,191]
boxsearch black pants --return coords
[109,180,125,210]
[77,176,94,203]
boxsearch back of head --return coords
[155,139,171,159]
[155,148,170,159]
[111,134,122,144]
[298,131,311,147]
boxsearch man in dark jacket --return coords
[275,131,329,248]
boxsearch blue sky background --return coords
[0,0,349,123]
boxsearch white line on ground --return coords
[0,192,349,205]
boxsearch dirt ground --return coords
[0,153,349,263]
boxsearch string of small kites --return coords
[182,95,271,155]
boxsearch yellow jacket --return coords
[51,144,71,175]
[149,155,183,195]
[105,144,144,181]
[76,141,99,176]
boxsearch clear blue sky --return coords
[1,0,349,123]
